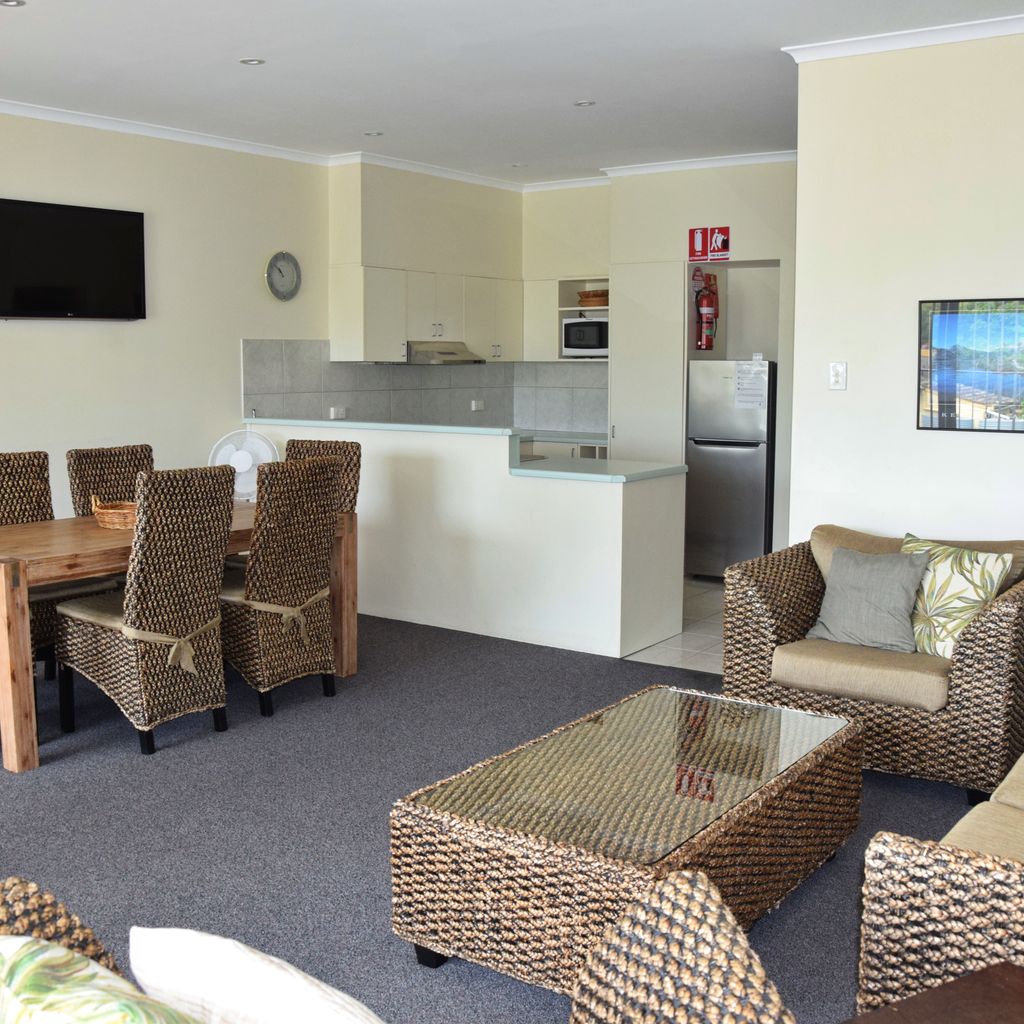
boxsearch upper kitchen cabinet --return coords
[329,265,408,362]
[465,276,523,361]
[523,280,559,361]
[406,272,464,342]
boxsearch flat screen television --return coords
[0,198,146,320]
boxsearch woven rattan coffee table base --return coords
[390,688,863,995]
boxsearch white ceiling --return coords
[1,1,1022,184]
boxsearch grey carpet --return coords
[2,616,966,1023]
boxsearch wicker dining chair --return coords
[225,439,361,572]
[220,457,347,716]
[0,875,119,974]
[0,451,116,672]
[55,466,235,754]
[66,444,153,517]
[570,870,795,1024]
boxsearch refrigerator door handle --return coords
[690,439,763,449]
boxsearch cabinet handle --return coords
[438,322,444,337]
[497,344,502,357]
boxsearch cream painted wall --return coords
[0,113,328,516]
[328,163,362,267]
[359,164,522,279]
[522,185,610,280]
[789,36,1024,542]
[608,163,796,548]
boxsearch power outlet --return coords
[828,362,848,391]
[329,406,348,419]
[470,399,485,412]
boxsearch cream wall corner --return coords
[0,113,328,516]
[789,35,1024,542]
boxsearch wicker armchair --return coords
[66,444,153,517]
[0,451,116,668]
[0,875,118,974]
[220,457,347,716]
[570,870,794,1024]
[858,830,1024,1013]
[55,466,235,754]
[722,539,1024,792]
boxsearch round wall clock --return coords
[265,251,301,301]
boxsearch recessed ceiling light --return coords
[0,2,27,8]
[573,99,596,107]
[363,130,384,137]
[238,58,265,66]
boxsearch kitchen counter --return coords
[244,419,684,484]
[243,418,685,659]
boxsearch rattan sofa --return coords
[722,525,1024,792]
[858,753,1024,1011]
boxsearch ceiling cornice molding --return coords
[602,151,797,178]
[521,177,610,193]
[0,97,331,164]
[783,14,1024,64]
[331,150,523,192]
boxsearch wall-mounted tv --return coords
[0,198,146,320]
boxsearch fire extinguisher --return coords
[694,271,719,351]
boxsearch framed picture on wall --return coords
[918,298,1024,432]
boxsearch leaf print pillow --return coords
[0,935,199,1024]
[901,534,1012,658]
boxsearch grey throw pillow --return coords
[807,547,928,652]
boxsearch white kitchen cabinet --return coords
[493,279,523,361]
[406,271,464,341]
[329,265,407,362]
[523,279,559,361]
[465,277,523,361]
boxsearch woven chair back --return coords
[0,450,53,526]
[245,457,346,608]
[569,870,795,1024]
[122,466,235,637]
[284,438,361,513]
[0,876,118,974]
[66,444,154,517]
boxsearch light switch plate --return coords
[829,362,847,390]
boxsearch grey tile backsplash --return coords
[242,339,607,433]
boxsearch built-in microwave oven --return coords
[561,318,608,358]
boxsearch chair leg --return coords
[259,691,274,717]
[58,664,75,734]
[44,649,56,681]
[321,673,336,697]
[212,707,228,732]
[139,730,155,755]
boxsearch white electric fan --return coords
[209,429,279,500]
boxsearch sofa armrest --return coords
[858,830,1024,1013]
[722,542,824,689]
[945,578,1024,783]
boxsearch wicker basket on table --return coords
[90,495,137,530]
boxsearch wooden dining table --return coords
[0,503,357,773]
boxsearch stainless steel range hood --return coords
[406,340,485,365]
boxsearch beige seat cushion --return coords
[810,525,1024,593]
[991,757,1024,812]
[219,568,247,604]
[942,801,1024,863]
[55,590,126,630]
[771,638,950,712]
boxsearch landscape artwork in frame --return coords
[919,298,1024,432]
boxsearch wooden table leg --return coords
[0,559,39,772]
[331,512,358,678]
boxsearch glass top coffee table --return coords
[390,686,863,995]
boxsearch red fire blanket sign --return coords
[688,226,730,262]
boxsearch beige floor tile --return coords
[684,590,724,620]
[681,613,723,637]
[657,632,721,653]
[626,646,690,668]
[682,651,724,675]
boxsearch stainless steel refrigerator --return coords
[685,360,776,576]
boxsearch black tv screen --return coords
[0,198,145,320]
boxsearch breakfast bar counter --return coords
[246,418,685,660]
